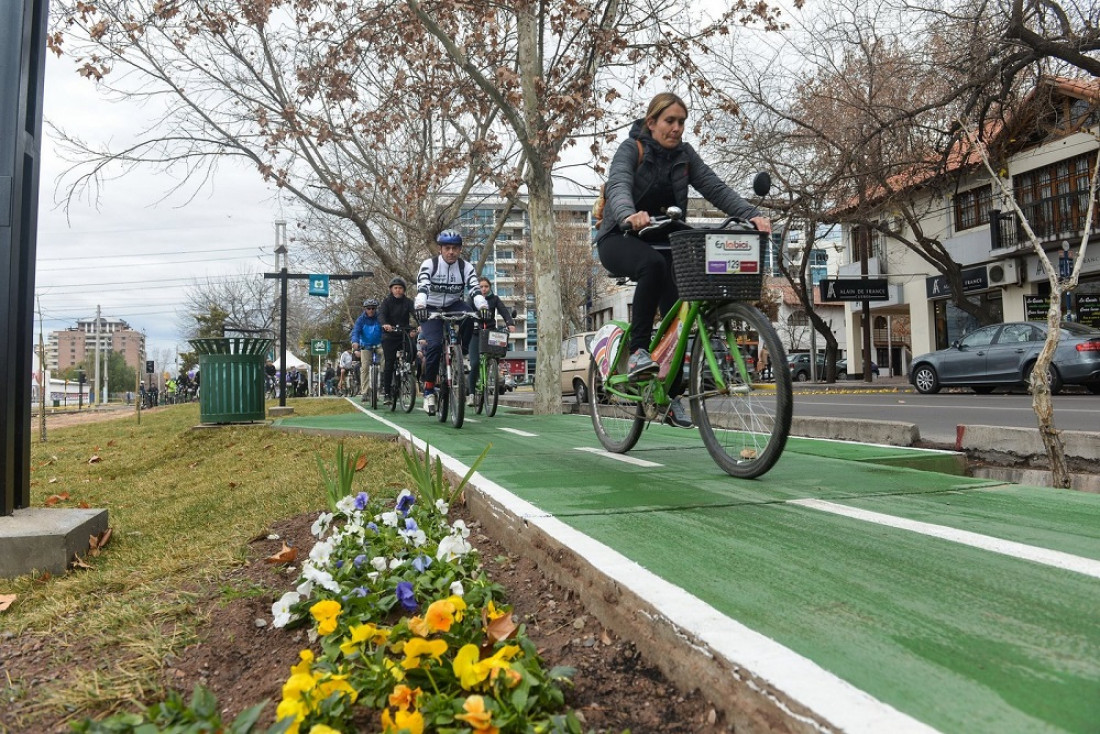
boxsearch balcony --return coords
[992,195,1100,252]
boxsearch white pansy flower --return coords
[451,519,470,539]
[335,495,358,515]
[436,534,473,561]
[309,539,334,566]
[367,572,379,583]
[296,579,314,597]
[302,564,340,593]
[271,591,301,628]
[370,556,388,572]
[380,511,399,527]
[449,580,464,597]
[389,557,404,570]
[311,512,333,538]
[435,499,449,515]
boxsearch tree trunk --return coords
[525,167,564,415]
[1032,297,1070,488]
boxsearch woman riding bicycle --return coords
[596,91,771,428]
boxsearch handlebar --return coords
[632,212,759,239]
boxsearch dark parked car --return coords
[837,358,879,377]
[908,321,1100,395]
[787,352,825,381]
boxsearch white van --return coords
[561,331,595,404]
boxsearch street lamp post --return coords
[1059,240,1074,320]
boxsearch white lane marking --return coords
[574,447,663,467]
[353,408,939,732]
[791,498,1100,580]
[498,427,537,437]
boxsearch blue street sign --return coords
[308,274,330,297]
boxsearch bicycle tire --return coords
[689,302,792,479]
[449,344,465,428]
[369,362,379,409]
[588,356,644,453]
[401,351,417,413]
[484,357,499,417]
[473,363,485,415]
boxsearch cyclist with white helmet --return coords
[413,229,489,415]
[350,298,383,403]
[378,276,414,403]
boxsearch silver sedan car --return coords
[909,321,1100,395]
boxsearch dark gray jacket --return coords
[596,118,759,240]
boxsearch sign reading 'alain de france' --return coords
[818,278,890,302]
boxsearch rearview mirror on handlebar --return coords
[753,172,771,197]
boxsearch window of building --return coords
[953,185,992,232]
[1015,152,1099,239]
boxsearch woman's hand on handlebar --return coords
[621,211,652,231]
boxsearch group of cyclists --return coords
[327,229,510,415]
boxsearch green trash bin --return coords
[189,338,273,424]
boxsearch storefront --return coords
[1022,246,1100,328]
[925,266,1004,349]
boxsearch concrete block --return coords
[957,426,1100,462]
[792,416,920,446]
[0,507,109,579]
[268,406,295,418]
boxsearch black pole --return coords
[1,0,49,517]
[279,266,288,407]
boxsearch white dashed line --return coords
[497,427,537,437]
[790,498,1100,580]
[574,447,663,467]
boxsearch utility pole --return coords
[94,305,102,405]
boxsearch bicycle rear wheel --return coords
[588,357,644,453]
[484,357,499,417]
[436,352,448,423]
[397,359,416,413]
[689,302,792,478]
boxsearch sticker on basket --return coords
[705,232,759,275]
[487,331,508,348]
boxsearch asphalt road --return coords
[790,389,1099,443]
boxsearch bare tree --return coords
[964,126,1098,488]
[49,0,515,283]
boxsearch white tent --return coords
[273,352,310,372]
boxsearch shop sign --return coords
[925,267,988,299]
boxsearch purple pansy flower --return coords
[354,492,370,511]
[412,555,432,573]
[396,491,416,516]
[395,581,417,611]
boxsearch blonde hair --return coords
[645,92,688,123]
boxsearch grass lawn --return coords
[1,399,410,723]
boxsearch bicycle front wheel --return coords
[588,357,644,453]
[449,345,465,428]
[484,357,499,417]
[690,302,792,478]
[398,360,416,413]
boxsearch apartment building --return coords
[48,316,146,373]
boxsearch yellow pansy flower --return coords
[308,726,343,734]
[400,637,448,670]
[381,707,425,734]
[275,697,308,734]
[454,695,499,733]
[388,683,422,710]
[309,599,343,636]
[408,615,431,637]
[316,673,359,704]
[425,598,458,632]
[339,623,390,657]
[453,644,522,690]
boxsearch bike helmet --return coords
[363,298,379,309]
[436,229,463,246]
[389,277,407,288]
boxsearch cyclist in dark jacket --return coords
[467,277,515,398]
[378,277,415,401]
[596,91,771,427]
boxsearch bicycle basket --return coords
[670,229,764,301]
[480,328,509,357]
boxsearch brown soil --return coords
[3,410,729,733]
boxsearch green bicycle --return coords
[471,326,509,417]
[588,205,793,479]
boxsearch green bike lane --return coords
[280,403,1100,734]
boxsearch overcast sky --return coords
[35,53,287,369]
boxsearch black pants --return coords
[597,232,677,352]
[381,334,402,395]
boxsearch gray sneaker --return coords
[664,397,693,429]
[627,348,658,378]
[423,391,436,415]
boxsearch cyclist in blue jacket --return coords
[351,298,383,403]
